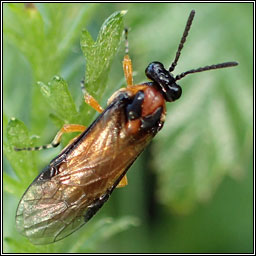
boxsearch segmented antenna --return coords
[124,28,129,54]
[169,10,195,72]
[175,61,239,81]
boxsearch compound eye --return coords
[165,84,182,102]
[145,62,165,81]
[172,84,182,101]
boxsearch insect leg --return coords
[80,80,104,113]
[123,55,134,88]
[14,124,86,151]
[123,28,134,88]
[116,175,128,188]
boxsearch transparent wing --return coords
[16,172,88,244]
[16,98,154,244]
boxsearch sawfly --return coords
[15,10,238,244]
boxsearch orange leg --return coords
[14,124,86,151]
[116,175,128,188]
[122,28,134,88]
[80,80,104,113]
[123,55,134,88]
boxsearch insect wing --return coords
[16,165,87,245]
[16,96,154,244]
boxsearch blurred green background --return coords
[3,3,253,253]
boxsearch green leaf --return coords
[3,173,24,197]
[4,237,55,253]
[4,118,37,188]
[4,216,139,253]
[3,3,97,136]
[81,10,127,99]
[67,216,139,252]
[4,3,96,81]
[3,3,45,79]
[38,76,80,124]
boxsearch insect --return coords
[15,10,238,245]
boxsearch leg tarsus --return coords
[80,80,104,113]
[116,175,128,188]
[14,124,86,152]
[124,27,129,54]
[52,124,86,146]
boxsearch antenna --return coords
[175,61,239,81]
[169,10,195,72]
[124,27,129,54]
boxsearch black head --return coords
[145,62,182,102]
[145,10,238,103]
